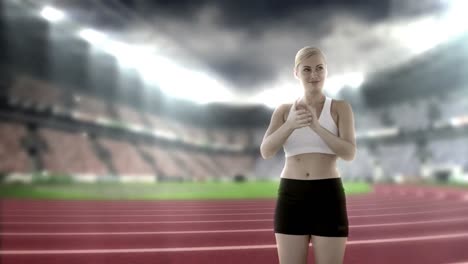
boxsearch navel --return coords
[306,173,310,177]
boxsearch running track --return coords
[2,184,468,264]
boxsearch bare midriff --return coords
[280,152,340,180]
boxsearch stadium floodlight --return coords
[76,27,233,104]
[78,28,108,46]
[138,55,233,104]
[40,6,65,23]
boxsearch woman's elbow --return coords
[260,144,274,159]
[340,148,356,161]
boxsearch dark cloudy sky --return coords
[37,0,458,104]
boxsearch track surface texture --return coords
[2,183,468,263]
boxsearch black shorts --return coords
[274,177,349,237]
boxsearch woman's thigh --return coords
[275,233,311,264]
[311,235,347,264]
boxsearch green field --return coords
[0,180,372,200]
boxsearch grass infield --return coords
[0,180,372,200]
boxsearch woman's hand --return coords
[285,98,314,130]
[298,99,320,130]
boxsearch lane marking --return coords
[0,219,273,224]
[6,200,468,218]
[3,216,468,236]
[4,206,468,225]
[3,207,276,213]
[5,194,464,214]
[0,207,468,224]
[350,206,468,218]
[2,232,468,255]
[3,196,441,212]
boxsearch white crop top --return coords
[283,96,338,157]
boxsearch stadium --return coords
[1,0,468,263]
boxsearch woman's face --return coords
[295,54,327,92]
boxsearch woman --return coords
[260,46,356,264]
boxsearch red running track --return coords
[1,183,468,264]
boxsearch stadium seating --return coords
[98,137,153,176]
[40,128,108,175]
[0,122,30,173]
[8,74,64,109]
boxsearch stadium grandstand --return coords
[0,0,467,187]
[2,1,468,263]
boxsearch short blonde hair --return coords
[294,46,326,71]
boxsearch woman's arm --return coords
[309,100,356,161]
[260,102,312,159]
[260,104,294,159]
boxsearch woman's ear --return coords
[293,69,298,79]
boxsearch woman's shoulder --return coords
[270,103,294,123]
[330,99,353,120]
[330,99,353,116]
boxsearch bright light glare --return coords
[138,56,233,104]
[75,26,233,104]
[326,72,365,95]
[442,0,468,37]
[396,0,468,55]
[40,6,65,22]
[249,79,301,109]
[107,42,152,69]
[78,29,108,45]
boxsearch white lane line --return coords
[2,232,468,255]
[3,195,454,212]
[3,212,274,217]
[4,206,468,225]
[2,197,431,212]
[7,199,467,217]
[346,232,468,245]
[350,206,468,218]
[0,228,272,236]
[0,219,273,225]
[321,198,437,207]
[3,216,468,236]
[3,207,275,213]
[350,201,468,211]
[351,216,468,228]
[6,203,468,218]
[7,196,403,210]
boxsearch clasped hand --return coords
[285,98,320,130]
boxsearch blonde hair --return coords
[294,46,326,71]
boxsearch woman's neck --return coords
[303,92,325,106]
